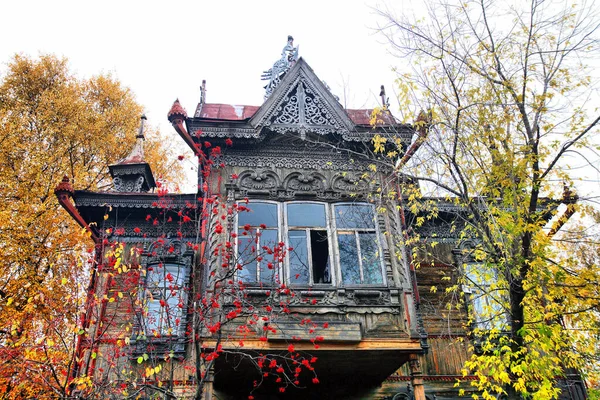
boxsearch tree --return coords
[375,0,600,398]
[0,54,182,399]
[62,136,324,399]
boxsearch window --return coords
[237,202,280,284]
[236,201,385,287]
[456,244,508,331]
[334,204,383,285]
[464,263,507,331]
[145,263,187,336]
[287,203,331,285]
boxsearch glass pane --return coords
[287,203,326,227]
[237,229,257,282]
[338,232,361,284]
[166,264,185,286]
[147,264,183,288]
[259,229,278,284]
[359,233,383,284]
[239,202,277,227]
[289,230,310,284]
[334,204,375,229]
[146,298,161,333]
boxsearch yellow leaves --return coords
[137,353,149,364]
[145,364,162,378]
[372,134,387,153]
[6,297,13,306]
[368,164,377,172]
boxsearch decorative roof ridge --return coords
[75,190,197,198]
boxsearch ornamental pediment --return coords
[250,58,354,139]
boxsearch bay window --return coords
[236,201,385,287]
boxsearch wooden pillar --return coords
[409,353,426,400]
[203,365,215,400]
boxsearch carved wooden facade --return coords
[55,55,498,399]
[170,57,429,399]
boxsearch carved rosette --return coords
[238,170,279,195]
[113,176,145,193]
[284,172,325,195]
[331,173,370,193]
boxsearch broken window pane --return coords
[311,230,330,284]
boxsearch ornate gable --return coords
[250,58,355,139]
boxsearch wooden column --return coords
[203,365,215,400]
[409,353,426,400]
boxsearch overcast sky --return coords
[0,0,413,132]
[2,0,598,199]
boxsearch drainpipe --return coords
[168,99,201,158]
[393,111,431,400]
[54,177,102,390]
[395,110,431,171]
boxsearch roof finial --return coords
[168,98,188,122]
[379,85,389,109]
[200,80,207,105]
[119,115,147,164]
[261,35,299,99]
[137,114,147,139]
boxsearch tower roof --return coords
[108,115,156,193]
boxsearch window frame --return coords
[331,202,387,286]
[455,243,508,332]
[463,262,508,331]
[144,261,189,337]
[284,201,335,286]
[236,200,387,288]
[235,200,282,284]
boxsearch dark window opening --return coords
[310,230,330,284]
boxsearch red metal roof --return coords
[197,103,398,125]
[198,104,260,120]
[346,109,397,125]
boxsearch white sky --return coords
[2,0,598,200]
[0,0,412,133]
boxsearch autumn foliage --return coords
[0,54,181,399]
